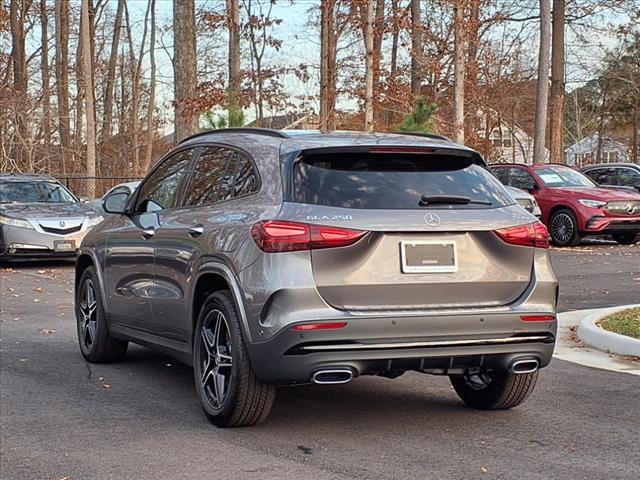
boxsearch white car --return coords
[506,186,541,217]
[90,181,140,214]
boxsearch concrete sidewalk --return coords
[555,308,640,376]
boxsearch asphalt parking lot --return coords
[1,243,639,479]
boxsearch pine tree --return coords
[396,97,437,134]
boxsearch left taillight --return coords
[494,222,549,249]
[251,220,367,253]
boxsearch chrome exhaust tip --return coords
[311,369,353,385]
[511,359,539,374]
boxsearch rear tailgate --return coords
[282,147,537,311]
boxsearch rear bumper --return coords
[584,216,640,234]
[248,312,557,384]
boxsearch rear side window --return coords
[291,153,514,209]
[182,146,259,207]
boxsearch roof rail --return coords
[178,127,289,144]
[397,132,453,142]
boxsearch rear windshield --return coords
[291,153,514,209]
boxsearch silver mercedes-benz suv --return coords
[75,128,558,427]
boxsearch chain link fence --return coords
[57,176,141,199]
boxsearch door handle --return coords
[188,225,204,237]
[141,228,155,239]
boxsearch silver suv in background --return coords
[75,129,558,427]
[0,174,103,260]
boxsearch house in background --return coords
[565,133,629,167]
[478,109,549,164]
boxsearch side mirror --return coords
[103,191,131,214]
[527,184,538,194]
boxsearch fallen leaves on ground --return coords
[39,328,57,335]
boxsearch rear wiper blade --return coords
[419,195,492,206]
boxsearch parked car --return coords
[0,174,104,260]
[581,163,640,193]
[76,128,558,427]
[492,163,640,246]
[90,181,140,214]
[505,186,542,217]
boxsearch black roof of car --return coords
[0,173,57,183]
[581,163,640,170]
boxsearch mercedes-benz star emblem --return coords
[424,212,441,227]
[59,221,66,228]
[625,202,636,215]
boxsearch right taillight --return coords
[494,222,549,249]
[251,220,367,253]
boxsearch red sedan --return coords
[492,163,640,246]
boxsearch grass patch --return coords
[600,308,640,339]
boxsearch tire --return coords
[613,233,638,245]
[193,290,275,427]
[76,266,128,363]
[450,370,539,410]
[549,209,581,246]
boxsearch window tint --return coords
[135,149,193,212]
[183,147,234,207]
[588,168,616,185]
[618,168,640,187]
[292,153,514,209]
[509,168,537,190]
[233,155,259,197]
[491,167,509,183]
[182,147,259,207]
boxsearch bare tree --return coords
[390,0,399,75]
[101,0,124,140]
[548,0,565,162]
[533,0,551,164]
[227,0,242,125]
[125,0,151,174]
[319,0,336,132]
[143,0,157,174]
[55,0,71,173]
[173,0,199,141]
[363,0,375,131]
[410,0,422,96]
[9,0,30,166]
[453,0,465,144]
[40,0,51,162]
[81,0,96,196]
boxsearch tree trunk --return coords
[81,0,96,197]
[75,5,85,162]
[101,0,124,141]
[143,0,157,174]
[363,0,375,132]
[40,0,51,166]
[173,0,199,142]
[390,0,399,75]
[55,0,71,173]
[548,0,565,163]
[410,0,422,97]
[465,0,479,142]
[126,0,151,175]
[319,0,335,132]
[227,0,241,126]
[533,0,551,164]
[596,89,608,163]
[372,0,384,121]
[453,0,466,144]
[9,0,29,167]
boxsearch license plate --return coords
[54,240,75,252]
[400,241,457,273]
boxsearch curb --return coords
[577,305,640,357]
